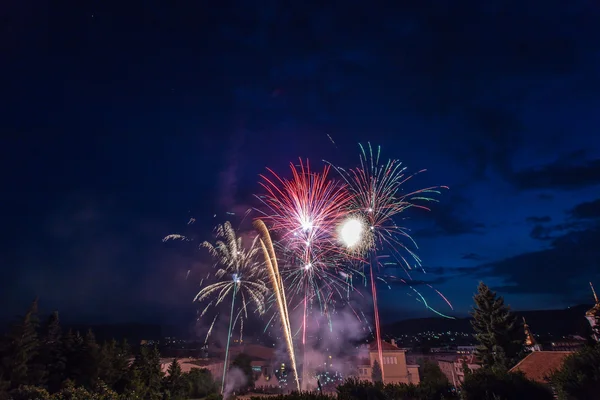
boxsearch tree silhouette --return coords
[461,369,553,400]
[371,360,382,383]
[551,343,600,400]
[40,311,66,393]
[163,359,188,400]
[0,299,222,400]
[471,282,524,371]
[5,299,40,388]
[71,329,99,389]
[126,346,163,400]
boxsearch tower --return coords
[585,282,600,341]
[523,317,541,352]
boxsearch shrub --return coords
[461,369,553,400]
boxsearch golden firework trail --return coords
[253,219,300,392]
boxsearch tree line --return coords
[2,282,599,400]
[0,299,220,400]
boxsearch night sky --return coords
[2,1,600,327]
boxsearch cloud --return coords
[570,199,600,220]
[526,216,552,224]
[527,199,599,241]
[415,193,486,237]
[2,191,205,323]
[382,275,450,287]
[529,225,554,241]
[450,107,522,179]
[511,157,600,190]
[461,253,486,261]
[469,225,600,301]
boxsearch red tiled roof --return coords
[509,351,573,384]
[368,341,403,352]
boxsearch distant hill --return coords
[385,305,593,339]
[62,323,162,343]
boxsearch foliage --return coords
[337,379,386,400]
[231,352,255,389]
[337,378,457,400]
[97,339,130,393]
[41,312,67,393]
[162,359,188,400]
[3,299,41,389]
[471,282,524,371]
[371,360,382,383]
[124,346,163,400]
[250,392,332,400]
[418,359,448,386]
[461,361,471,377]
[8,385,51,400]
[186,367,217,398]
[51,379,119,400]
[0,300,222,400]
[550,343,600,400]
[460,369,553,400]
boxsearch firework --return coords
[253,219,300,392]
[331,143,447,380]
[256,159,354,388]
[196,222,269,393]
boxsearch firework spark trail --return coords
[331,143,447,381]
[180,222,269,393]
[256,159,354,388]
[253,219,300,392]
[222,280,237,393]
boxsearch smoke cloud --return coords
[223,366,248,399]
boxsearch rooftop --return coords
[509,351,573,384]
[368,341,404,352]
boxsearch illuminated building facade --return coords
[356,340,420,384]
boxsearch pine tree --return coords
[163,359,187,400]
[126,346,163,400]
[186,368,216,398]
[371,360,382,383]
[62,330,84,384]
[79,329,100,389]
[5,299,40,388]
[461,360,472,377]
[112,339,131,393]
[40,311,66,393]
[471,282,524,371]
[98,339,117,388]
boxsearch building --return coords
[586,282,600,341]
[456,346,476,355]
[406,352,458,365]
[523,318,542,352]
[161,358,224,379]
[550,337,586,351]
[438,355,481,387]
[510,351,573,386]
[356,340,420,385]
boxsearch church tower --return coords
[523,317,541,352]
[585,282,600,341]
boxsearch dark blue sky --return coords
[2,1,600,327]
